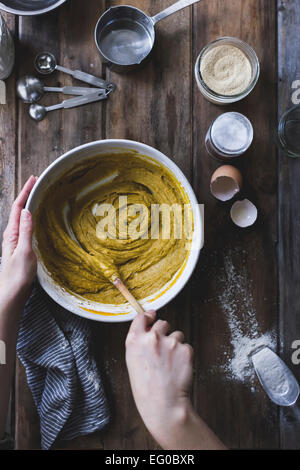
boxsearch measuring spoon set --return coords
[16,1,205,121]
[17,52,115,121]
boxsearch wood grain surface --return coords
[0,0,299,449]
[278,0,300,449]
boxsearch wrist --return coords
[0,283,27,319]
[150,399,225,450]
[147,397,193,449]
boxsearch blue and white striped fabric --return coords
[17,282,110,450]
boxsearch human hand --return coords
[0,176,38,310]
[125,310,194,446]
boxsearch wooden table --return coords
[0,0,299,450]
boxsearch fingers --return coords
[16,209,34,253]
[152,319,170,335]
[128,309,156,335]
[14,176,37,212]
[7,175,37,233]
[182,343,194,362]
[169,330,185,343]
[2,176,37,260]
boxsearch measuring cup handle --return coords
[151,0,201,25]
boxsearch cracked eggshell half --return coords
[210,165,242,202]
[230,199,258,228]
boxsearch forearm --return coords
[150,400,226,451]
[0,289,23,439]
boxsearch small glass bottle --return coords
[277,105,300,158]
[205,112,253,161]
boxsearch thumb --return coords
[128,309,156,334]
[17,209,33,252]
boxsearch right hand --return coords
[125,310,194,442]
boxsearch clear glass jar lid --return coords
[211,112,253,156]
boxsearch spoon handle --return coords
[44,85,103,95]
[56,64,111,89]
[113,278,145,315]
[45,90,107,112]
[151,0,201,25]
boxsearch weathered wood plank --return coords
[0,12,17,241]
[12,0,287,451]
[15,0,107,449]
[278,0,300,450]
[192,0,279,448]
[99,0,193,450]
[0,11,17,440]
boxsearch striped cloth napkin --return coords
[17,282,110,449]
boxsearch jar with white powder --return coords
[205,112,253,161]
[195,37,260,105]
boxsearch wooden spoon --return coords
[96,256,145,314]
[70,230,144,314]
[112,276,145,315]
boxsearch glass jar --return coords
[277,105,300,158]
[194,37,260,105]
[205,112,253,161]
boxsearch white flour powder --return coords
[217,249,276,384]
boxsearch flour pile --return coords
[217,249,276,384]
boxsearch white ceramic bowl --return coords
[26,140,204,322]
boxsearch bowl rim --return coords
[26,139,203,322]
[0,0,66,16]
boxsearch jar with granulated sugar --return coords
[0,13,14,80]
[195,37,260,105]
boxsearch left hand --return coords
[0,176,38,308]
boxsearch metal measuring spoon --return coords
[251,347,300,406]
[29,90,108,121]
[35,52,115,91]
[17,75,104,103]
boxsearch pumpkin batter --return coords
[35,153,192,304]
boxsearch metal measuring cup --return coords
[94,0,201,72]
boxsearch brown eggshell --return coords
[210,165,243,202]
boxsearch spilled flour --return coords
[86,368,101,392]
[217,249,276,385]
